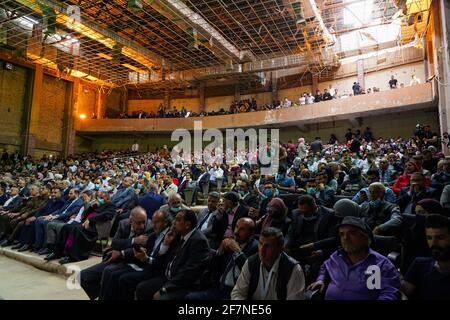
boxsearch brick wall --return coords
[0,63,30,152]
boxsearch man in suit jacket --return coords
[186,217,258,300]
[285,195,337,284]
[33,189,84,255]
[138,182,165,219]
[159,192,190,218]
[80,206,153,300]
[12,187,66,252]
[104,209,173,300]
[111,177,135,209]
[196,167,211,194]
[196,192,220,248]
[135,209,211,300]
[0,187,8,206]
[0,185,48,247]
[212,192,249,244]
[0,187,23,212]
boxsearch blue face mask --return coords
[370,199,382,207]
[263,188,274,198]
[307,187,317,195]
[97,198,105,205]
[170,207,181,214]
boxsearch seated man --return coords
[135,209,211,300]
[231,227,305,300]
[0,186,23,213]
[138,182,165,219]
[12,187,67,252]
[159,192,190,218]
[45,189,117,264]
[352,170,396,205]
[360,182,402,236]
[397,172,439,214]
[212,191,249,243]
[255,197,291,235]
[339,167,367,196]
[285,195,337,284]
[308,216,401,300]
[186,217,258,300]
[402,214,450,300]
[80,206,153,300]
[306,172,335,208]
[0,185,48,247]
[274,165,296,194]
[196,192,221,248]
[431,158,450,193]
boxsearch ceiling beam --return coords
[145,0,253,64]
[15,0,166,70]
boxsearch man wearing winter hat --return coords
[213,192,249,241]
[308,216,401,300]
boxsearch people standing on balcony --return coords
[389,75,398,89]
[410,74,421,86]
[314,90,322,103]
[299,94,306,106]
[283,97,292,108]
[352,82,361,95]
[322,89,332,101]
[328,85,336,98]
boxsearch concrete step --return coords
[0,246,101,278]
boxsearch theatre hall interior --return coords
[1,0,450,303]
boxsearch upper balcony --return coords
[76,83,436,134]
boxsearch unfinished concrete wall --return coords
[0,63,30,152]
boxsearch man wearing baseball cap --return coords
[307,216,401,300]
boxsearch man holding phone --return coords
[80,206,152,300]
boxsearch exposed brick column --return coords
[24,64,43,157]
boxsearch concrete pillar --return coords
[95,89,105,119]
[199,82,205,113]
[24,64,43,156]
[357,59,365,91]
[271,74,278,102]
[234,83,240,102]
[436,0,450,154]
[312,74,319,94]
[63,79,79,157]
[163,90,170,110]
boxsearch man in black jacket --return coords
[397,172,439,214]
[285,195,337,284]
[135,209,211,300]
[212,192,249,243]
[80,206,152,300]
[186,217,258,300]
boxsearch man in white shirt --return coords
[132,140,139,152]
[299,94,306,106]
[329,85,336,98]
[307,94,315,104]
[231,227,305,300]
[283,97,292,108]
[410,74,421,86]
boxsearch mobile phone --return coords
[133,243,143,252]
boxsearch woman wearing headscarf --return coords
[255,197,290,235]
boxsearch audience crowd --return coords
[0,123,449,300]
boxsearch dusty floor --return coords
[0,255,89,300]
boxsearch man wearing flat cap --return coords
[307,216,401,300]
[212,191,249,244]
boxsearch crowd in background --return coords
[112,74,422,120]
[0,123,449,300]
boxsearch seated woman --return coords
[45,189,116,264]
